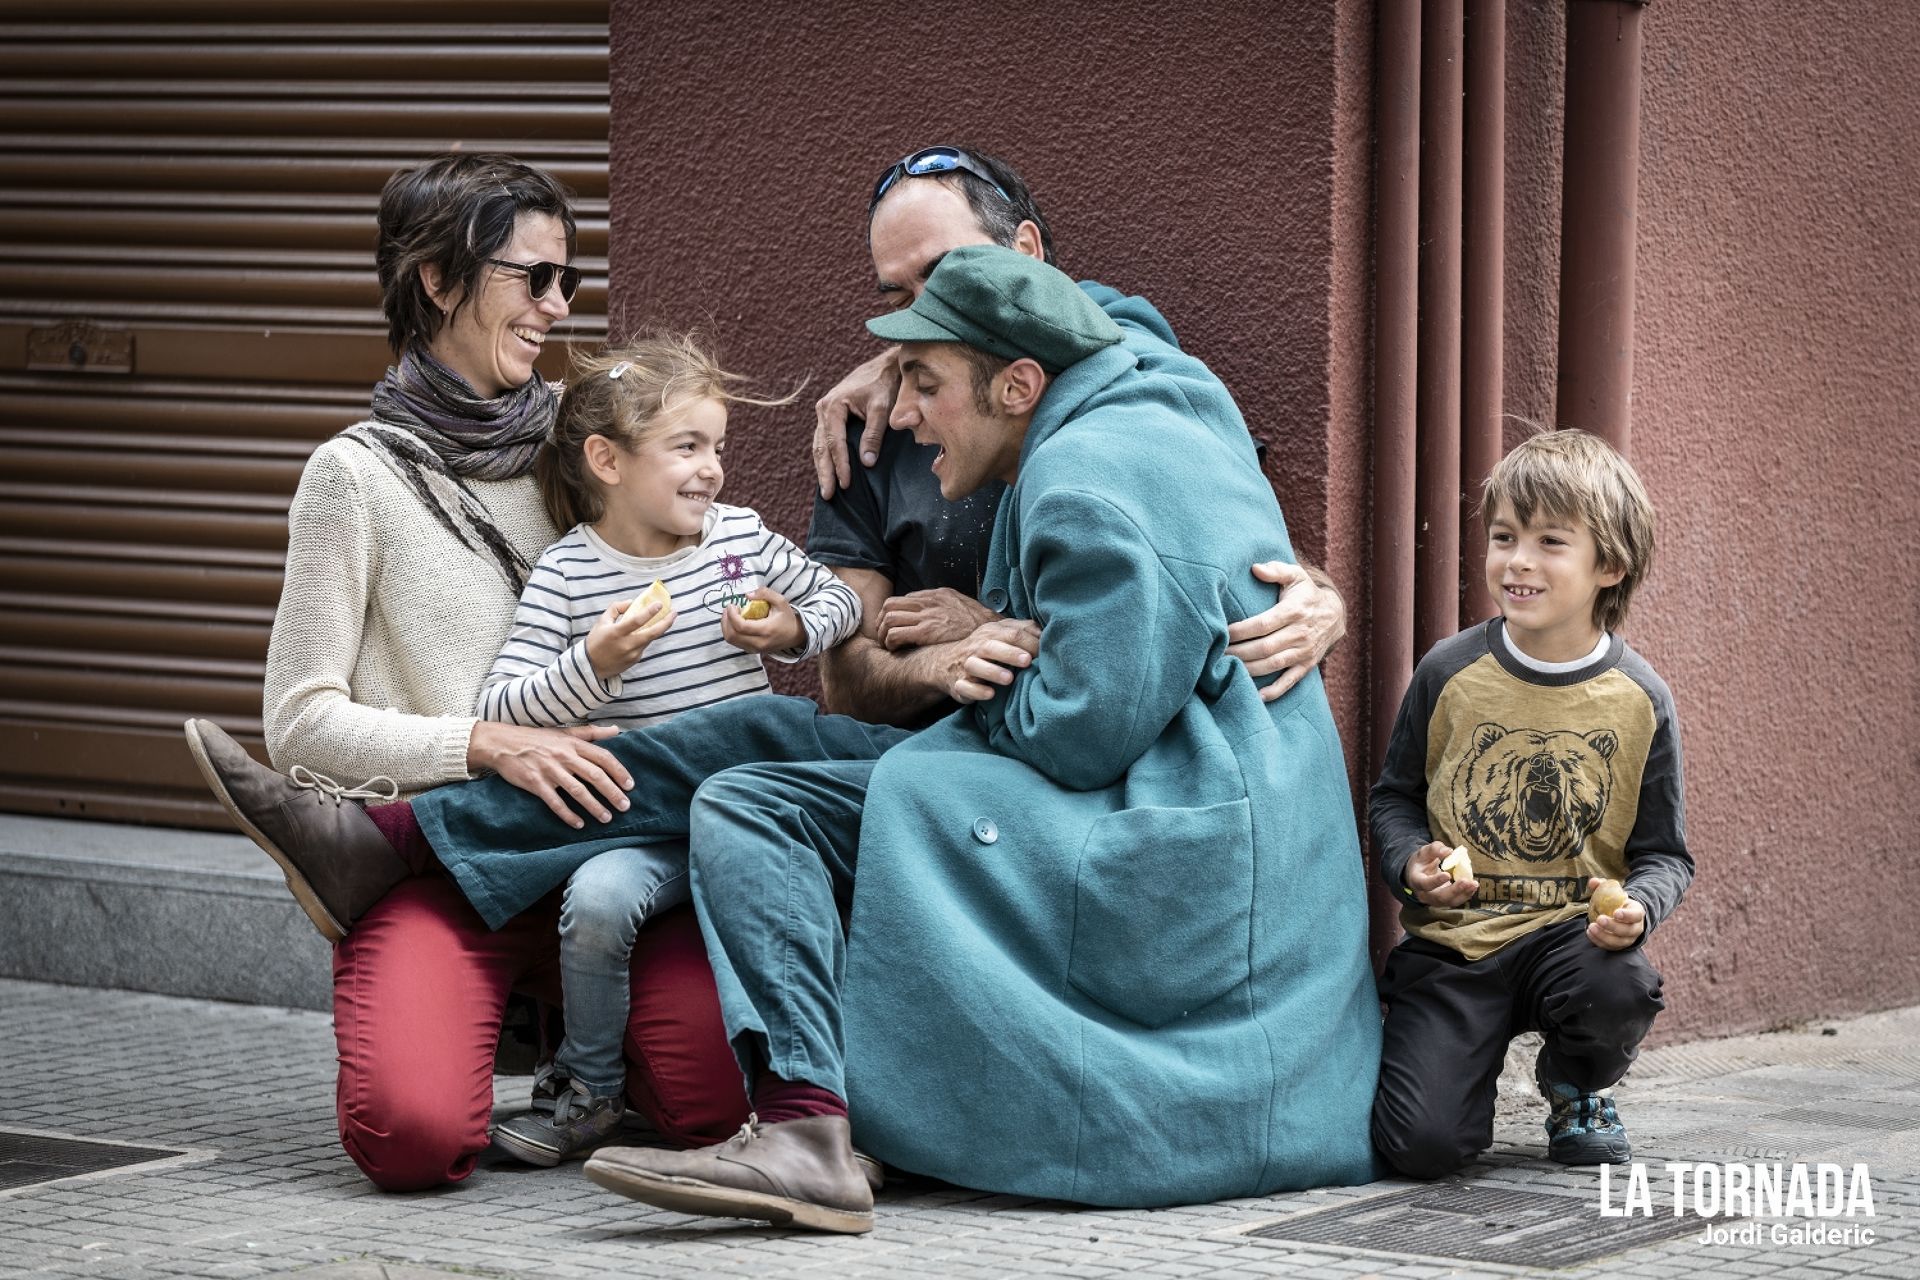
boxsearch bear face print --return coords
[1449,722,1617,864]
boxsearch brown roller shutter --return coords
[0,0,609,827]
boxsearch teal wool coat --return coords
[842,288,1382,1206]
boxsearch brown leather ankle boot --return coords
[584,1114,873,1234]
[183,719,411,941]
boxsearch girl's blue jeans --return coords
[553,842,691,1097]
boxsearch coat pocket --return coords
[1067,798,1254,1029]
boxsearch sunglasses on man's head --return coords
[486,258,582,304]
[868,146,1012,214]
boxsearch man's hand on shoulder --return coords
[813,347,902,498]
[1227,560,1348,702]
[878,588,1000,651]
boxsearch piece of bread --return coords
[622,579,672,623]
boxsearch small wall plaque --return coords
[26,321,134,373]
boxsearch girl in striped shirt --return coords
[483,334,861,1166]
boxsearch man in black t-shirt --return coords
[806,145,1347,727]
[810,415,1001,602]
[807,416,1003,727]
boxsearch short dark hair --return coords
[375,153,578,355]
[955,343,1013,414]
[874,147,1057,267]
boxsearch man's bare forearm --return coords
[819,632,962,726]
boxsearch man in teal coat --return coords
[581,245,1381,1231]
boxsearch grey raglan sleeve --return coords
[1369,664,1443,901]
[1620,661,1694,939]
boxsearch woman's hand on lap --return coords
[468,720,633,829]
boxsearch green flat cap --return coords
[866,244,1122,374]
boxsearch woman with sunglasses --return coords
[243,153,746,1191]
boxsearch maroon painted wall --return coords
[610,1,1920,1043]
[1501,2,1920,1038]
[608,0,1377,787]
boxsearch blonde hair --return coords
[1479,427,1655,633]
[537,333,798,531]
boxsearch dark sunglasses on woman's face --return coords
[485,258,582,304]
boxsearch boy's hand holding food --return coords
[1585,876,1645,950]
[1405,840,1479,908]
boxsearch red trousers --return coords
[332,874,748,1191]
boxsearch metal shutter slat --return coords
[1,550,287,601]
[0,0,608,826]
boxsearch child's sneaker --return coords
[1535,1050,1631,1165]
[493,1070,625,1167]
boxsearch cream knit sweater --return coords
[262,420,559,794]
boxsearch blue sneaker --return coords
[1535,1051,1632,1165]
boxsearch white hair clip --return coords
[608,361,632,380]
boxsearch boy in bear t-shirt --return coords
[1369,428,1693,1176]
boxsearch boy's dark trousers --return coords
[1371,917,1664,1180]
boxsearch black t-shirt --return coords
[806,419,1003,599]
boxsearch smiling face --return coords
[591,395,727,559]
[422,211,571,397]
[869,180,1023,309]
[1484,501,1625,663]
[888,343,1029,501]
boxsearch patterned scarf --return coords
[369,348,556,480]
[349,349,558,591]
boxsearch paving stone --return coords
[2,979,1918,1279]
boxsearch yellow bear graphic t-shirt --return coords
[1370,619,1692,961]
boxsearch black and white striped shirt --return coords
[477,504,860,729]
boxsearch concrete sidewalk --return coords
[0,978,1914,1279]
